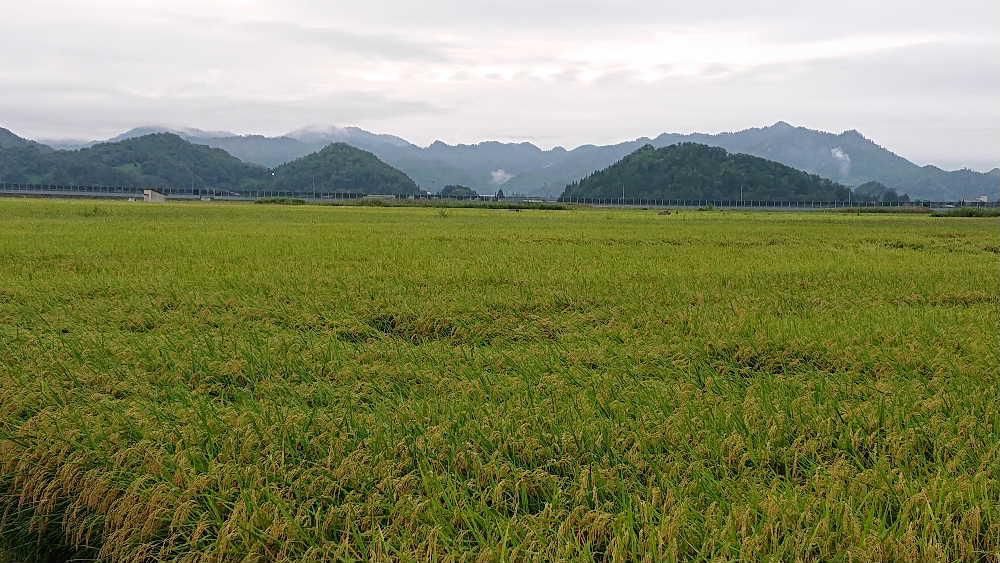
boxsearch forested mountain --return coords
[662,123,997,202]
[15,122,1000,200]
[48,126,478,188]
[512,123,999,200]
[561,144,851,201]
[0,133,417,194]
[198,135,314,168]
[0,133,268,189]
[270,143,420,195]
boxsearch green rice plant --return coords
[831,206,932,214]
[323,198,569,210]
[254,197,307,205]
[0,199,997,561]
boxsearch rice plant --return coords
[1,199,998,561]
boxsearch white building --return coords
[143,189,166,202]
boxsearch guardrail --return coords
[0,183,367,201]
[556,197,999,209]
[0,182,996,208]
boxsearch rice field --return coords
[1,198,998,561]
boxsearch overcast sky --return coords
[3,0,998,170]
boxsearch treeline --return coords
[853,181,909,203]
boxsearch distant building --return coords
[143,189,166,202]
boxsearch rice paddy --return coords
[1,198,998,561]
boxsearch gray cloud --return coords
[0,79,443,140]
[234,20,455,62]
[1,0,997,169]
[287,0,999,35]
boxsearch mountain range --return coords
[15,122,1000,200]
[0,130,418,195]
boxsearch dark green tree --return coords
[853,181,909,203]
[439,185,479,198]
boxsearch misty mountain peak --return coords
[287,125,352,143]
[108,125,236,144]
[289,124,348,135]
[288,125,413,148]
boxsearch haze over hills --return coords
[561,143,852,202]
[31,122,998,201]
[40,126,239,150]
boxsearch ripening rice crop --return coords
[1,199,998,561]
